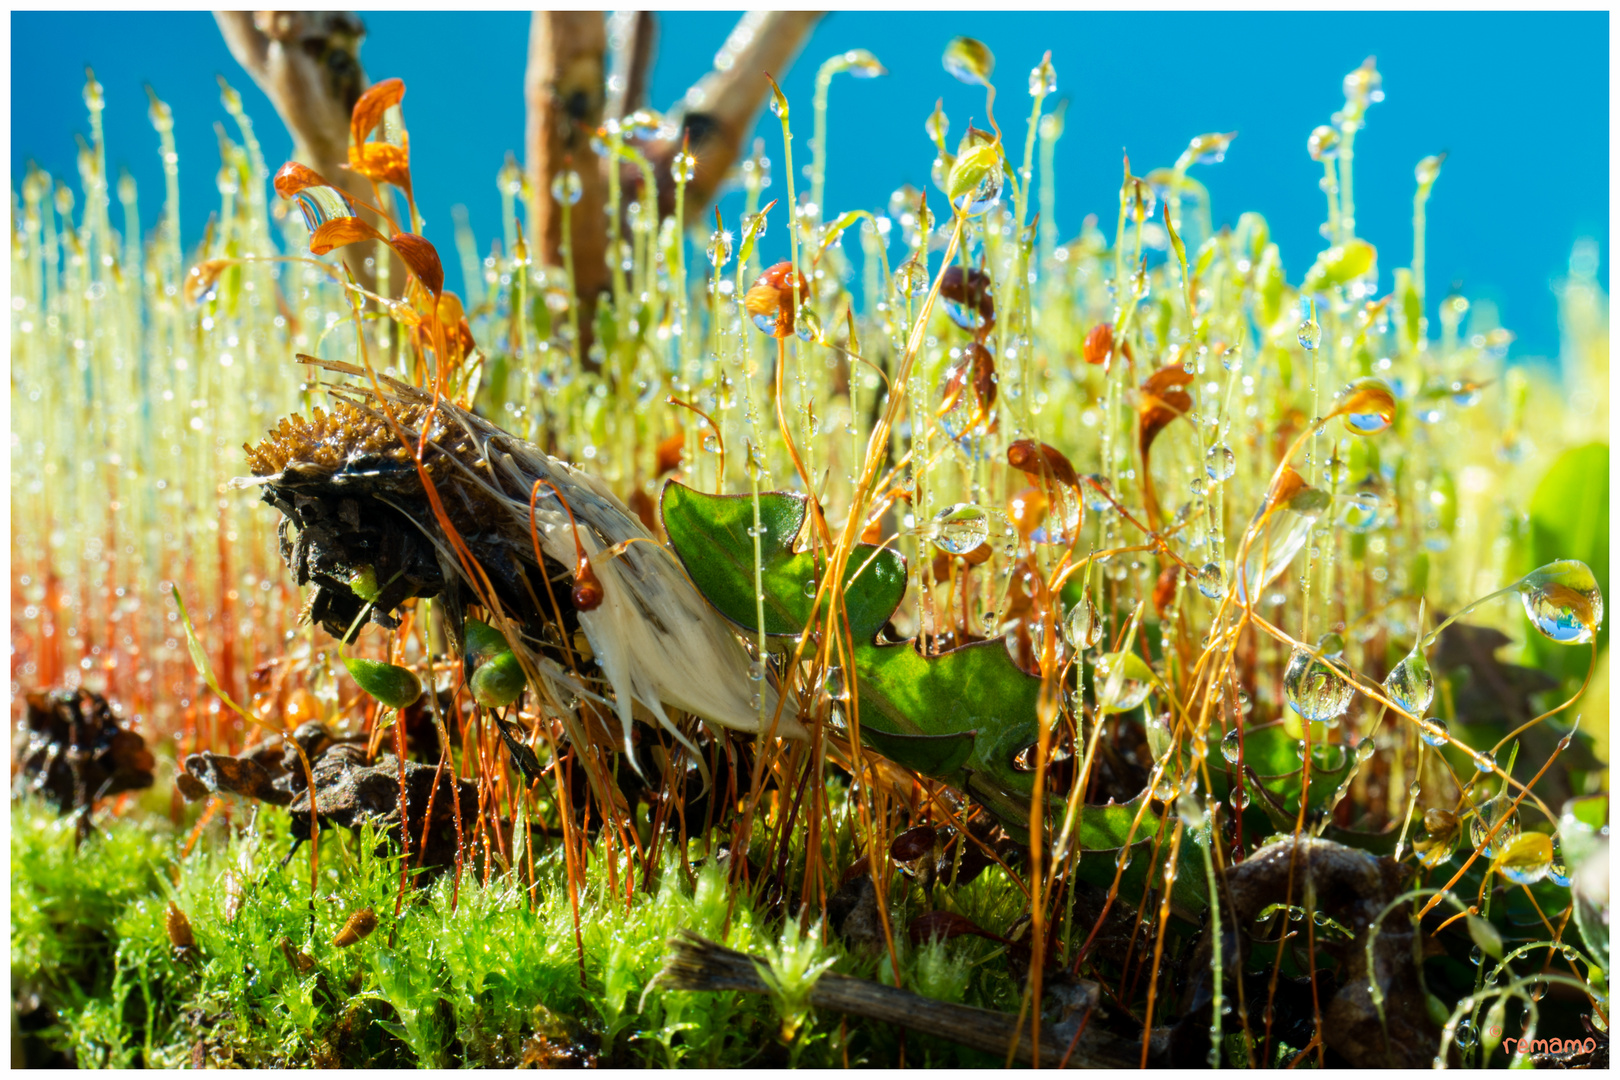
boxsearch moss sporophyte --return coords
[11,27,1609,1070]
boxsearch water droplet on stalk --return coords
[550,170,583,206]
[1205,443,1236,481]
[1096,651,1153,714]
[1285,634,1355,722]
[930,503,991,555]
[1196,562,1226,599]
[1470,796,1521,858]
[1298,316,1322,350]
[1063,597,1103,650]
[1383,637,1435,718]
[1516,560,1604,644]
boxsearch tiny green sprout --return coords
[947,142,1004,216]
[347,565,382,603]
[1303,237,1377,292]
[942,36,994,86]
[752,920,839,1044]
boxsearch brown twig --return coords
[655,931,1134,1067]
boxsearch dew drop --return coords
[550,170,583,206]
[1220,728,1241,764]
[1298,317,1322,351]
[1196,561,1227,599]
[1470,796,1521,859]
[1205,443,1236,481]
[1284,634,1355,722]
[1420,717,1450,746]
[1383,638,1435,718]
[1063,597,1104,651]
[1516,560,1604,645]
[1096,651,1153,715]
[1338,489,1386,533]
[706,229,734,269]
[930,503,991,555]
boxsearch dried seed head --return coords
[331,907,378,948]
[1082,322,1114,367]
[166,901,195,951]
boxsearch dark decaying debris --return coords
[178,720,477,876]
[1171,835,1438,1068]
[12,687,155,816]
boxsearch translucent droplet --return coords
[1383,638,1435,719]
[930,503,991,555]
[701,433,721,454]
[1546,838,1571,888]
[550,170,583,206]
[1298,317,1322,351]
[707,229,733,269]
[1449,379,1483,408]
[1338,489,1386,533]
[1354,737,1376,764]
[1495,832,1553,885]
[1472,749,1496,774]
[1238,490,1328,601]
[1196,562,1227,599]
[1516,560,1604,645]
[293,184,358,233]
[1420,717,1450,746]
[823,665,847,701]
[937,346,994,448]
[1184,130,1236,166]
[1096,651,1153,715]
[1081,475,1112,513]
[1114,846,1133,870]
[1415,153,1443,188]
[1063,597,1103,651]
[836,48,885,79]
[893,257,930,297]
[670,151,697,184]
[797,308,823,344]
[1415,808,1460,869]
[1308,124,1341,162]
[1285,636,1355,722]
[1470,796,1521,859]
[1028,55,1057,97]
[952,164,1004,217]
[1203,443,1236,482]
[1220,728,1241,764]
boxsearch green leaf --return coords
[661,482,905,643]
[1209,722,1355,820]
[1467,914,1504,961]
[343,657,422,709]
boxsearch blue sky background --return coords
[11,10,1608,360]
